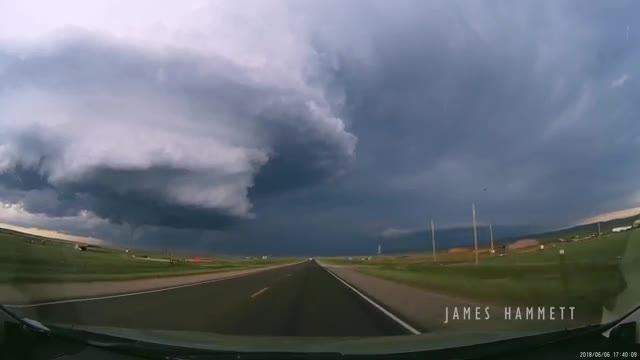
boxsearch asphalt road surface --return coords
[10,261,409,336]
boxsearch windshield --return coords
[1,0,639,355]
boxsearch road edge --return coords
[319,262,421,335]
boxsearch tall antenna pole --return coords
[489,223,494,251]
[472,203,479,265]
[378,244,381,255]
[597,222,601,239]
[431,219,436,261]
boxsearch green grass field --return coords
[324,230,639,320]
[0,230,297,283]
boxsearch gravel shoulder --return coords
[1,262,301,305]
[324,264,592,333]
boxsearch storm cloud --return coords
[302,0,640,227]
[1,0,640,254]
[0,28,356,229]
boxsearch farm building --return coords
[507,239,539,250]
[448,247,472,254]
[612,226,633,233]
[74,243,88,251]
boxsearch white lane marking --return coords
[321,266,421,335]
[250,287,270,298]
[5,261,306,308]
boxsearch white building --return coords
[612,226,633,233]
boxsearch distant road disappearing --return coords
[10,261,411,336]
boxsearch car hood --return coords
[46,323,552,354]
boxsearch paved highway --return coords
[10,261,409,336]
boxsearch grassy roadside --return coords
[0,231,297,283]
[323,230,638,320]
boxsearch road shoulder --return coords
[322,264,585,333]
[1,262,301,305]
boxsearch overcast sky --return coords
[1,0,639,255]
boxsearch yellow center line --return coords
[250,287,270,298]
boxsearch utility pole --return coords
[472,203,479,265]
[597,222,601,239]
[378,244,382,255]
[431,219,436,261]
[489,223,494,252]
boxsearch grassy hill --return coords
[0,226,297,283]
[522,213,640,243]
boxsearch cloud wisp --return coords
[611,74,631,88]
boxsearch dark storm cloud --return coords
[0,166,49,191]
[295,0,640,228]
[61,167,240,229]
[0,34,356,229]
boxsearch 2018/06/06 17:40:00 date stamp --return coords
[580,352,638,358]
